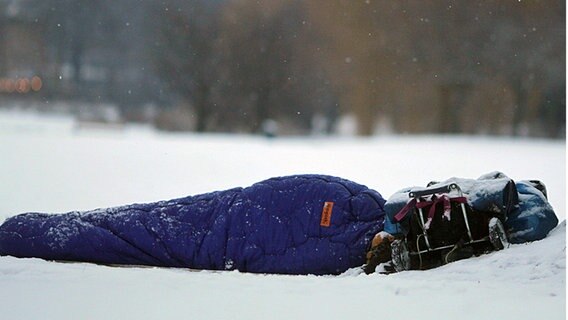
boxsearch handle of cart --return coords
[409,183,480,254]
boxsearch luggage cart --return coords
[391,183,508,272]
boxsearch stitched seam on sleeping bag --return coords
[267,175,357,197]
[310,176,357,197]
[192,198,227,268]
[365,190,385,211]
[309,177,358,227]
[189,189,244,269]
[357,191,385,220]
[240,182,313,263]
[130,199,199,267]
[87,222,164,265]
[6,212,163,265]
[85,206,180,266]
[222,191,242,269]
[191,199,211,268]
[141,223,186,267]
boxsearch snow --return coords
[0,111,565,320]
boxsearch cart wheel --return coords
[391,239,411,272]
[489,217,508,250]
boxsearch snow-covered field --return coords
[0,111,565,320]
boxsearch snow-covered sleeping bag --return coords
[0,175,386,275]
[383,172,558,244]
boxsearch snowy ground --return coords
[0,110,565,320]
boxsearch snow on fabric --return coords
[0,175,385,275]
[383,172,558,243]
[506,181,558,243]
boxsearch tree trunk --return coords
[252,87,271,133]
[511,78,528,136]
[194,84,212,133]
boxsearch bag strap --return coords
[393,198,417,222]
[393,194,467,230]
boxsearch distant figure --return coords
[261,119,279,138]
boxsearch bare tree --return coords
[149,0,223,132]
[306,0,565,137]
[217,0,327,134]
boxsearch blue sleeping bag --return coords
[0,175,386,275]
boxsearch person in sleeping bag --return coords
[0,175,386,275]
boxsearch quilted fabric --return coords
[0,175,385,275]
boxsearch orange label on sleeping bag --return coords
[320,202,334,227]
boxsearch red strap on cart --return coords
[393,198,417,222]
[393,195,467,230]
